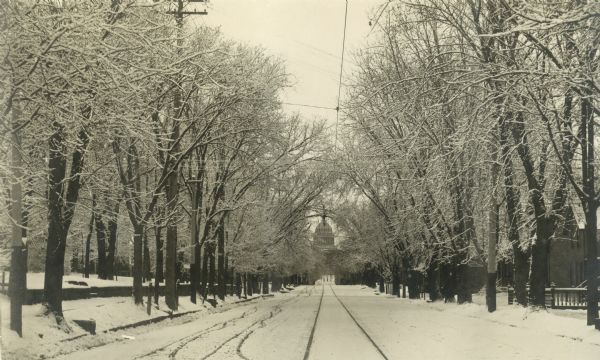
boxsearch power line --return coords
[335,0,349,150]
[281,102,339,111]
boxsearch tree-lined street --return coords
[2,0,600,358]
[47,286,599,360]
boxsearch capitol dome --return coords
[314,215,335,248]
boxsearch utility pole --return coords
[581,89,599,326]
[10,99,26,337]
[486,122,501,313]
[164,0,207,311]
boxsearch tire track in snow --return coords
[133,306,260,359]
[199,292,305,360]
[329,285,390,360]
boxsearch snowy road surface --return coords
[54,285,600,360]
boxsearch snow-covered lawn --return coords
[0,289,270,360]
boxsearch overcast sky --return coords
[197,0,382,125]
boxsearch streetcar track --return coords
[329,285,390,360]
[302,283,325,360]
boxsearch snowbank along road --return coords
[54,285,600,360]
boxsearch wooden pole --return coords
[10,102,26,336]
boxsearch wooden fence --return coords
[508,286,598,309]
[0,281,237,305]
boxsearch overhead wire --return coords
[335,0,349,150]
[281,102,339,111]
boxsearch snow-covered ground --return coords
[339,286,600,359]
[2,285,599,359]
[0,290,269,360]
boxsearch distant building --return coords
[550,203,600,287]
[312,214,340,283]
[313,215,335,251]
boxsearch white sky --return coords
[196,0,382,125]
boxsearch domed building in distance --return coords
[313,214,336,251]
[312,211,339,284]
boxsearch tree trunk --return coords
[217,217,225,300]
[262,274,269,295]
[143,232,151,282]
[440,263,456,302]
[271,274,281,292]
[201,244,208,298]
[378,274,385,293]
[500,113,529,306]
[165,171,178,310]
[84,208,94,279]
[95,216,107,279]
[253,274,259,294]
[106,211,118,280]
[407,270,420,299]
[190,199,198,304]
[44,128,69,317]
[529,218,552,307]
[486,204,498,312]
[246,273,253,297]
[45,203,68,316]
[152,220,162,304]
[48,128,90,310]
[235,271,242,298]
[426,260,442,301]
[208,242,216,298]
[132,224,144,304]
[456,262,472,304]
[155,223,164,283]
[513,248,530,306]
[391,269,400,297]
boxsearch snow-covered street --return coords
[42,285,600,360]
